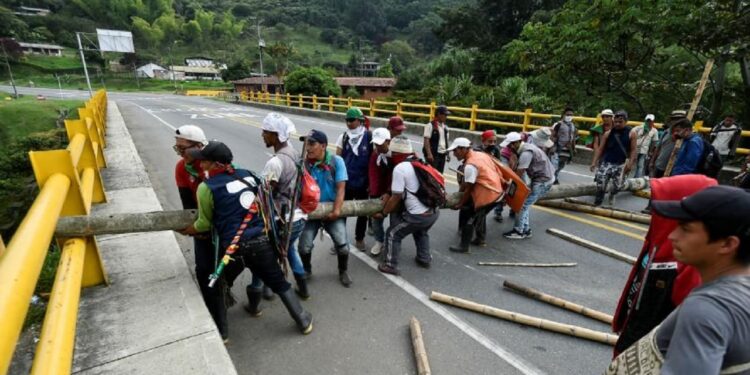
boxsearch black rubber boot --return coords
[244,286,263,317]
[278,288,313,334]
[262,285,275,300]
[337,253,352,287]
[450,224,473,253]
[294,273,310,300]
[300,252,312,277]
[594,189,605,206]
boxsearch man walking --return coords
[590,110,637,206]
[180,141,313,336]
[368,127,392,257]
[244,113,310,317]
[502,132,555,240]
[378,138,440,275]
[607,185,750,374]
[449,137,504,251]
[551,107,578,184]
[336,107,371,251]
[710,114,741,163]
[632,114,659,178]
[299,130,352,287]
[423,105,451,173]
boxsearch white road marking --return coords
[129,102,177,130]
[349,250,546,375]
[561,170,593,178]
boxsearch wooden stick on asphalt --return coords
[537,200,651,224]
[409,317,432,375]
[477,262,577,268]
[502,280,613,324]
[546,228,636,265]
[430,291,618,346]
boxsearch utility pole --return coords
[1,42,18,98]
[256,19,266,92]
[76,32,94,98]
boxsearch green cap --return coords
[346,107,364,120]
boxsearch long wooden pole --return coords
[546,228,636,265]
[430,291,618,346]
[409,317,431,375]
[536,200,651,224]
[502,280,613,324]
[477,262,577,268]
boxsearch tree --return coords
[266,41,297,78]
[131,16,164,49]
[284,67,342,96]
[376,61,394,77]
[221,61,251,82]
[181,20,202,43]
[379,40,417,73]
[154,12,181,45]
[0,6,30,39]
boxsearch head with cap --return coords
[261,112,296,148]
[644,114,655,124]
[174,125,208,161]
[530,127,554,149]
[371,127,391,154]
[345,107,365,130]
[652,185,750,270]
[387,116,406,137]
[481,130,497,147]
[303,129,328,161]
[601,109,615,127]
[670,118,693,140]
[612,110,628,129]
[435,105,450,123]
[500,132,524,152]
[447,137,472,160]
[188,140,233,175]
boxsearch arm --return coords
[382,192,402,215]
[672,137,703,175]
[181,183,213,235]
[326,181,346,220]
[590,131,609,171]
[729,128,741,156]
[569,126,578,155]
[453,183,474,209]
[625,131,638,173]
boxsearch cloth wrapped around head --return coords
[262,112,296,142]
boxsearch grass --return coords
[21,54,84,70]
[0,95,83,148]
[23,244,61,330]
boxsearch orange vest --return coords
[465,150,503,209]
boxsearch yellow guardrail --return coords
[185,90,228,97]
[0,90,108,374]
[239,90,748,155]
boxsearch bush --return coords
[284,67,341,97]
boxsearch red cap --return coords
[387,116,406,130]
[481,130,496,140]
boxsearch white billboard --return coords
[96,29,134,53]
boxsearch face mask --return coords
[346,126,364,138]
[564,116,573,123]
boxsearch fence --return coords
[238,90,749,156]
[185,89,229,97]
[0,90,108,374]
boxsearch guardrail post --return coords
[347,97,353,108]
[274,92,279,104]
[523,108,532,133]
[369,98,375,117]
[328,96,334,112]
[397,100,402,117]
[469,104,478,131]
[313,95,318,110]
[429,101,436,120]
[286,93,291,106]
[298,94,304,108]
[694,120,703,132]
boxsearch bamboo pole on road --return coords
[409,317,431,375]
[536,200,651,224]
[430,291,618,346]
[477,262,577,268]
[502,280,613,324]
[546,228,636,265]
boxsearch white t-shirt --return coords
[463,164,478,183]
[423,122,448,154]
[262,156,307,221]
[391,162,429,215]
[712,124,739,155]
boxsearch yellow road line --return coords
[532,205,644,241]
[584,213,649,232]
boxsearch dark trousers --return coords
[431,153,447,174]
[194,236,227,337]
[225,236,291,294]
[345,187,369,242]
[458,202,494,241]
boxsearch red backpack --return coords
[408,158,447,208]
[298,166,320,213]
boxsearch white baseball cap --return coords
[175,125,208,145]
[601,109,614,117]
[645,114,655,121]
[446,137,472,151]
[371,127,391,145]
[500,132,523,147]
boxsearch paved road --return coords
[4,86,652,375]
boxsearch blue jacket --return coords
[672,134,704,176]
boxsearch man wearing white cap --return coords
[502,132,555,240]
[243,112,311,316]
[368,128,392,257]
[174,125,230,339]
[448,137,505,252]
[632,114,659,178]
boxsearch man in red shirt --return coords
[174,125,230,341]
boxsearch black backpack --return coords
[696,138,723,178]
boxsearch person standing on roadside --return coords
[632,114,659,178]
[336,107,372,252]
[368,127,392,257]
[551,107,578,184]
[590,110,637,206]
[710,114,741,163]
[423,105,451,173]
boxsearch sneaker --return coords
[370,241,383,256]
[355,240,366,251]
[503,229,527,240]
[378,263,400,276]
[523,229,533,239]
[414,257,431,269]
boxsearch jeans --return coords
[227,236,291,294]
[383,210,439,268]
[553,152,570,182]
[431,153,447,173]
[372,216,386,243]
[194,236,227,337]
[459,202,494,241]
[299,218,349,255]
[634,154,648,178]
[345,188,369,242]
[250,219,306,288]
[514,181,552,233]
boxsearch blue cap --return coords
[302,129,328,144]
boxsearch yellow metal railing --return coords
[239,90,748,155]
[0,90,109,374]
[185,90,229,97]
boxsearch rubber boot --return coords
[244,286,263,317]
[278,288,313,334]
[262,285,275,301]
[300,252,312,278]
[594,189,605,206]
[294,273,310,300]
[450,224,473,253]
[337,253,352,287]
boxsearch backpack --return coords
[407,158,447,208]
[696,138,723,178]
[298,165,320,213]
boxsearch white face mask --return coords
[346,126,364,138]
[564,115,573,123]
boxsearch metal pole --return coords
[76,32,93,98]
[1,43,18,98]
[257,20,265,92]
[56,74,62,99]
